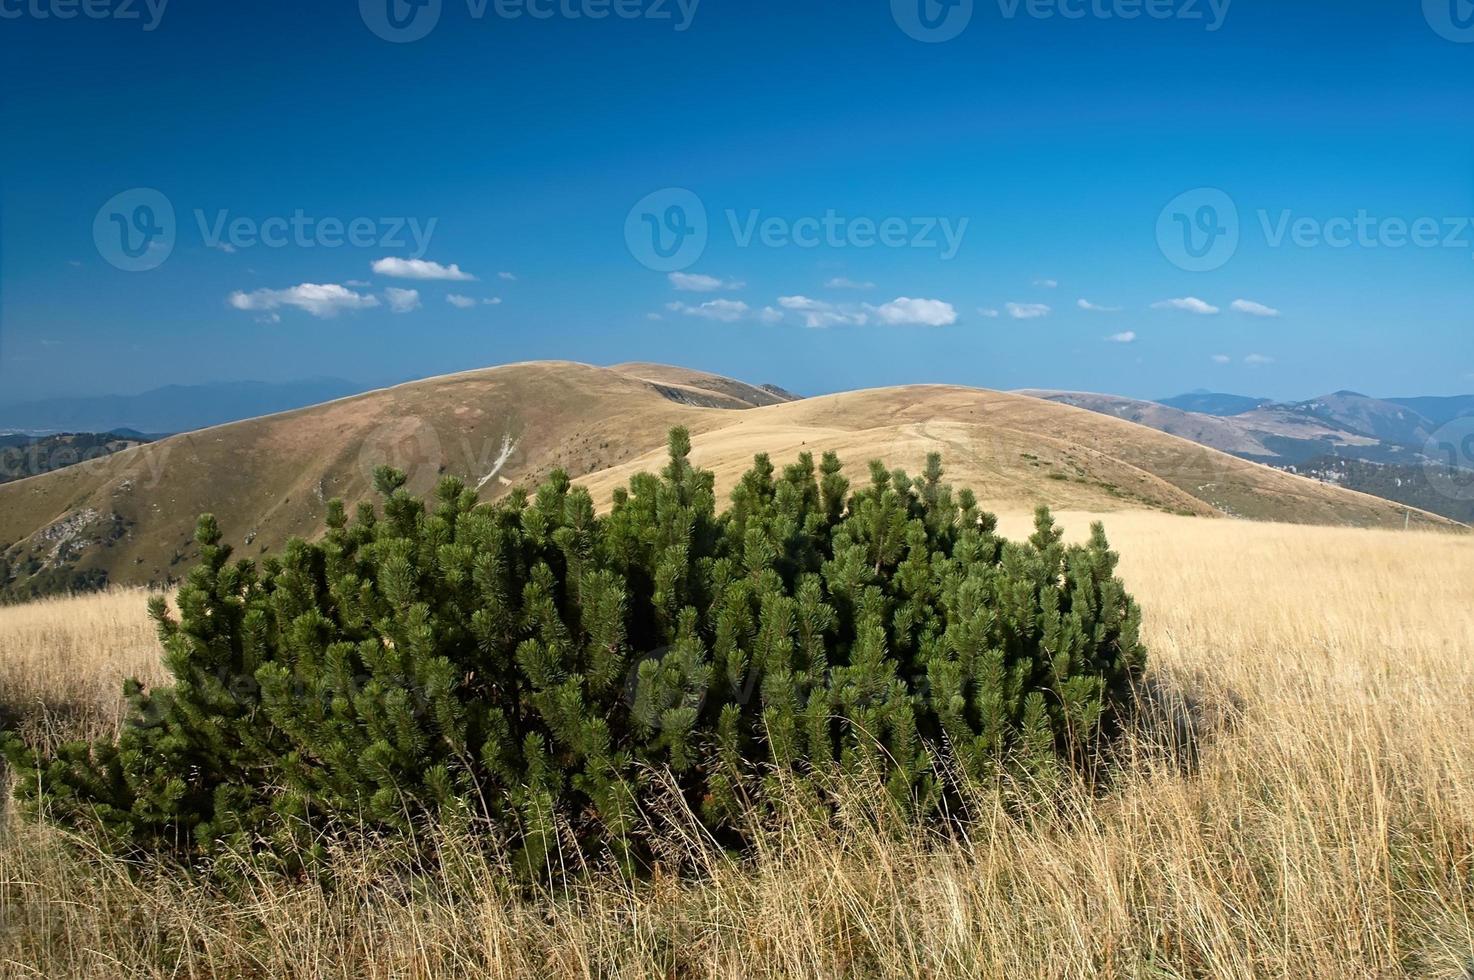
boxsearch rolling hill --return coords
[0,362,1456,600]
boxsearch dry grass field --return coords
[1,510,1472,978]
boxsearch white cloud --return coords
[1212,354,1232,364]
[1231,299,1282,318]
[759,306,784,324]
[1107,331,1137,344]
[1034,278,1059,289]
[207,241,237,254]
[867,297,958,327]
[228,283,379,319]
[977,307,1000,318]
[1078,298,1122,312]
[446,294,500,307]
[498,271,517,281]
[371,257,476,281]
[669,272,744,292]
[345,279,371,288]
[1006,302,1052,320]
[1244,353,1275,365]
[1152,297,1220,315]
[826,277,876,290]
[777,295,868,328]
[667,299,750,323]
[384,288,421,314]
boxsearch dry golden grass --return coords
[1,511,1472,978]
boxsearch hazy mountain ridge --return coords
[0,379,371,436]
[2,362,1445,602]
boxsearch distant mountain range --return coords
[1021,387,1474,524]
[0,379,371,436]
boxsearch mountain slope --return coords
[1157,391,1270,416]
[0,363,1454,599]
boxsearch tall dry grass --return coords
[1,512,1472,978]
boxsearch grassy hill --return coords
[0,362,1455,600]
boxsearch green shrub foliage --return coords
[5,429,1145,875]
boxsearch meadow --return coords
[1,510,1471,978]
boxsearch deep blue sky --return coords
[1,0,1472,402]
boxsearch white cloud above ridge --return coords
[667,299,750,323]
[1231,299,1282,318]
[372,257,476,281]
[868,297,958,327]
[384,287,421,313]
[1006,302,1051,320]
[1152,297,1220,315]
[669,272,744,292]
[228,282,379,319]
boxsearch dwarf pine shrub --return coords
[4,428,1145,876]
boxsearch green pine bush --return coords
[4,428,1146,877]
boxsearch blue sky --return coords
[1,0,1472,403]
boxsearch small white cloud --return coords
[977,307,1000,318]
[372,257,476,281]
[1006,302,1052,320]
[1034,278,1059,289]
[446,294,478,309]
[826,277,876,290]
[759,306,784,324]
[646,312,663,321]
[667,299,750,323]
[1078,299,1122,312]
[1107,331,1137,344]
[498,271,517,281]
[484,297,502,306]
[1244,353,1275,365]
[1231,299,1282,318]
[228,283,379,319]
[1152,297,1220,315]
[345,279,371,288]
[207,241,237,254]
[778,295,868,328]
[867,297,958,327]
[68,259,83,268]
[669,272,744,292]
[384,287,422,313]
[1212,354,1232,364]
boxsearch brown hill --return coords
[0,362,1454,599]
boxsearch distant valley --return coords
[1022,388,1474,524]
